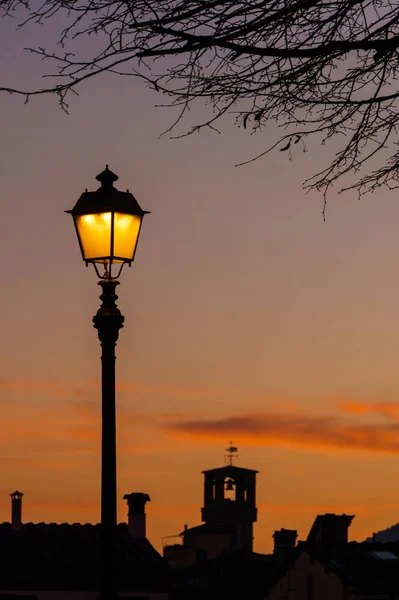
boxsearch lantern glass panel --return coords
[76,212,112,262]
[113,212,142,261]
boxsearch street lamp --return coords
[66,166,150,600]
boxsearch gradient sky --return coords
[2,8,399,555]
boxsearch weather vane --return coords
[225,441,238,466]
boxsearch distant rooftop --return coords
[369,550,399,560]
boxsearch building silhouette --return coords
[164,444,258,568]
[0,491,168,599]
[4,448,399,599]
[267,515,399,600]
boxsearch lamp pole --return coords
[66,166,149,600]
[94,279,124,600]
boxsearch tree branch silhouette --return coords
[2,0,399,199]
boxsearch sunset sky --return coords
[2,7,399,555]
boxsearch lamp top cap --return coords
[11,490,23,499]
[96,165,119,186]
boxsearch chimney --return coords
[306,513,354,559]
[10,491,23,530]
[273,528,298,567]
[123,493,150,539]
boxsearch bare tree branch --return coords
[1,0,399,200]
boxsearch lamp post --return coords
[66,166,149,600]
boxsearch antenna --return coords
[225,441,238,466]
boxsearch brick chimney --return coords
[273,528,298,567]
[123,493,150,539]
[10,491,23,530]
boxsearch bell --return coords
[225,479,235,491]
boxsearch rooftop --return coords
[310,541,399,596]
[0,522,167,592]
[202,465,258,475]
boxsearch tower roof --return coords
[202,464,258,475]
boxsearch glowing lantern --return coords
[66,165,149,278]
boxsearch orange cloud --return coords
[257,502,399,513]
[4,383,399,460]
[338,401,370,415]
[338,400,399,420]
[161,410,399,455]
[25,501,98,513]
[0,377,301,407]
[0,377,240,406]
[0,378,89,400]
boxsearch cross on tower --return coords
[224,442,238,466]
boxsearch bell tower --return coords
[201,443,258,551]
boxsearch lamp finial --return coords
[96,166,119,186]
